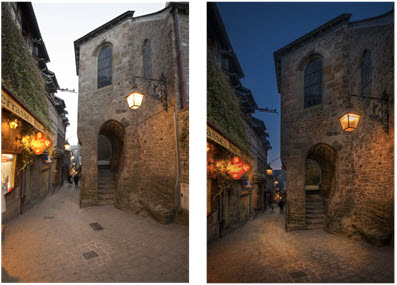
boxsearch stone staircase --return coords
[305,189,324,230]
[97,166,114,206]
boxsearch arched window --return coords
[304,58,322,108]
[97,46,112,88]
[143,40,152,78]
[361,50,372,92]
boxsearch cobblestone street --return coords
[207,209,393,283]
[2,184,188,282]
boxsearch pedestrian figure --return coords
[67,173,73,186]
[74,173,80,188]
[279,198,285,214]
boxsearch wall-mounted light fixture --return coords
[340,91,389,134]
[65,141,71,151]
[126,73,167,111]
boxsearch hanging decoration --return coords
[243,179,254,189]
[227,156,251,180]
[43,154,54,165]
[31,132,52,155]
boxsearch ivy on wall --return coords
[1,3,51,130]
[207,58,251,155]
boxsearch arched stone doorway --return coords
[305,143,336,229]
[97,120,125,205]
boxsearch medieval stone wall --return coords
[279,13,393,245]
[77,6,189,222]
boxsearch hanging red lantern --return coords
[228,156,251,180]
[31,132,52,155]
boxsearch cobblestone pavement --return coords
[207,209,394,283]
[2,184,188,282]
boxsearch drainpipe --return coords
[173,7,188,110]
[174,108,181,213]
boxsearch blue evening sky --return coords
[217,2,394,170]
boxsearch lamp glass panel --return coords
[266,169,273,175]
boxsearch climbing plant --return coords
[1,3,51,130]
[207,57,251,155]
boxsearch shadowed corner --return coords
[2,267,20,283]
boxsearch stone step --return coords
[98,193,113,199]
[306,218,324,225]
[98,183,114,188]
[306,213,324,219]
[305,224,323,230]
[98,188,114,194]
[97,199,113,206]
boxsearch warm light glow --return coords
[266,169,273,175]
[31,132,52,155]
[71,155,75,160]
[126,91,145,110]
[65,142,71,151]
[228,156,251,180]
[9,119,18,129]
[339,111,361,132]
[275,181,279,185]
[207,142,210,152]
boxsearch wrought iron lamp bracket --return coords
[347,91,389,134]
[132,73,168,111]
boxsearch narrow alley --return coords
[2,185,188,282]
[207,209,393,283]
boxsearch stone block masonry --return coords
[275,11,394,245]
[75,4,189,223]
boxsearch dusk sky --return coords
[217,2,393,169]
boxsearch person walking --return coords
[279,197,285,214]
[74,172,80,188]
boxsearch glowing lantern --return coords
[31,132,52,155]
[65,142,71,151]
[275,181,279,185]
[207,142,210,152]
[126,91,145,110]
[71,155,75,160]
[228,156,251,180]
[9,119,18,129]
[339,109,361,132]
[266,166,273,176]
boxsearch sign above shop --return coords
[1,89,53,141]
[228,156,251,180]
[43,154,54,165]
[207,125,244,158]
[243,179,254,189]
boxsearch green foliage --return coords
[207,58,251,155]
[1,3,51,130]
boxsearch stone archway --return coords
[97,120,125,205]
[305,143,336,229]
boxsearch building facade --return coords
[74,3,189,224]
[207,3,272,241]
[274,11,394,245]
[1,2,69,223]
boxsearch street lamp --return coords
[9,119,18,130]
[126,73,167,111]
[274,181,278,185]
[266,165,273,176]
[341,92,389,134]
[126,90,145,110]
[339,109,361,132]
[65,141,71,151]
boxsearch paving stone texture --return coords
[207,208,393,283]
[2,184,188,282]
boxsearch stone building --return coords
[74,3,189,224]
[207,2,271,241]
[274,10,394,245]
[1,2,69,222]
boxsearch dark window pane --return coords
[143,40,152,78]
[361,51,372,90]
[304,58,322,108]
[97,46,112,88]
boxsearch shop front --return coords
[1,88,54,222]
[207,124,254,241]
